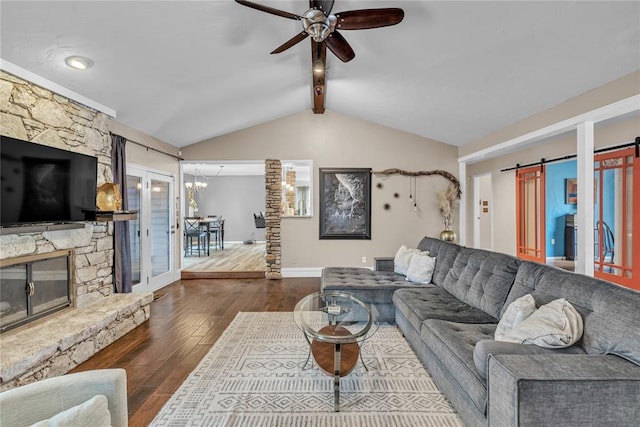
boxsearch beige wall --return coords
[109,120,180,173]
[182,110,459,268]
[462,71,640,256]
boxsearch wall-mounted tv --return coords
[0,135,98,227]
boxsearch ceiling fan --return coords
[235,0,404,113]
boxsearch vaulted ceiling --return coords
[1,1,638,148]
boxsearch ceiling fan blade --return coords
[271,31,309,54]
[235,0,300,20]
[335,8,404,30]
[311,0,335,14]
[324,30,355,63]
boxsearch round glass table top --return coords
[293,291,377,343]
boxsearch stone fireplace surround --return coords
[0,71,152,391]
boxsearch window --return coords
[281,160,313,217]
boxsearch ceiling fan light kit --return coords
[235,0,403,114]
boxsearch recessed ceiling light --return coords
[64,56,94,70]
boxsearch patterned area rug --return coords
[151,312,463,426]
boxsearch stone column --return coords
[265,160,282,279]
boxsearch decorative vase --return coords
[96,183,122,211]
[439,228,456,242]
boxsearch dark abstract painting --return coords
[319,168,371,239]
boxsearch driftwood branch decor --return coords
[372,169,461,198]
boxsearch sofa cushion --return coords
[405,252,436,284]
[440,247,521,319]
[500,298,584,348]
[393,287,497,332]
[321,267,414,304]
[420,320,496,414]
[473,339,586,380]
[495,294,536,340]
[415,237,463,287]
[506,261,640,366]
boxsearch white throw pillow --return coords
[394,245,419,275]
[495,294,537,340]
[405,252,436,284]
[30,394,111,427]
[500,298,584,348]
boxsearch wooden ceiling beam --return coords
[311,40,327,114]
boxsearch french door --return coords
[516,165,546,263]
[127,166,176,293]
[593,148,639,290]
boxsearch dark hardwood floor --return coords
[71,277,321,426]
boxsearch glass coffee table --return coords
[293,291,378,412]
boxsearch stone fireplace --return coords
[0,71,152,391]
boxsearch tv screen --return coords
[0,135,98,227]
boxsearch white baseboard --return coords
[281,267,323,278]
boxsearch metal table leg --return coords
[334,342,341,412]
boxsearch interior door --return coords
[593,148,639,290]
[474,173,493,250]
[128,166,176,293]
[516,165,546,263]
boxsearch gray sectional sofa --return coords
[321,237,640,426]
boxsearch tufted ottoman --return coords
[321,266,431,323]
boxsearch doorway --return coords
[538,148,639,289]
[180,162,267,278]
[473,173,493,250]
[127,166,176,293]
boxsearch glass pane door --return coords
[129,166,175,294]
[516,166,546,262]
[126,175,142,285]
[594,148,638,289]
[150,177,171,278]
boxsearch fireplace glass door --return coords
[0,250,72,333]
[30,257,70,316]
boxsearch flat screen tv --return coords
[0,135,98,227]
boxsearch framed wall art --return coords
[566,178,577,204]
[319,168,371,239]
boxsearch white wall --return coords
[196,175,266,242]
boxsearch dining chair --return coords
[184,217,207,256]
[595,220,615,272]
[207,215,221,250]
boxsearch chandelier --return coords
[185,181,208,191]
[185,167,208,191]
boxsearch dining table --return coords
[198,218,225,256]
